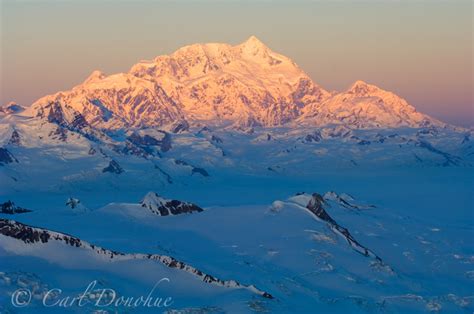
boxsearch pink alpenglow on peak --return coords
[82,70,106,85]
[25,37,443,130]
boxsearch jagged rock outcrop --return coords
[415,140,462,166]
[127,130,171,153]
[65,197,89,214]
[306,193,382,262]
[140,192,204,216]
[102,160,124,174]
[0,201,32,214]
[0,147,18,165]
[8,130,21,146]
[174,159,210,177]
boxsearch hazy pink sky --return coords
[1,1,472,126]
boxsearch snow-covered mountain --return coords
[299,80,444,128]
[22,36,441,130]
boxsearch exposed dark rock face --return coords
[65,197,88,213]
[8,130,21,146]
[102,160,124,174]
[160,132,172,152]
[461,134,470,144]
[0,219,273,299]
[211,135,223,144]
[175,159,210,177]
[357,140,371,145]
[374,133,386,143]
[128,133,161,147]
[140,192,204,216]
[65,198,80,209]
[0,147,18,165]
[89,99,112,122]
[47,102,67,126]
[197,126,212,135]
[117,142,150,158]
[306,193,383,262]
[49,126,68,141]
[41,102,101,143]
[170,120,189,133]
[154,165,173,184]
[0,201,32,214]
[127,131,172,153]
[416,140,462,166]
[192,167,209,177]
[304,131,322,143]
[69,112,88,130]
[417,127,439,137]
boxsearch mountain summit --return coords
[25,37,441,130]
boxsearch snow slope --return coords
[1,184,472,313]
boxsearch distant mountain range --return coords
[8,36,444,130]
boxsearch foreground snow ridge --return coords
[0,219,273,299]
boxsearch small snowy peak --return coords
[238,35,272,58]
[347,80,381,96]
[287,192,313,207]
[299,81,444,128]
[241,35,268,50]
[269,200,285,212]
[140,192,204,216]
[82,70,106,84]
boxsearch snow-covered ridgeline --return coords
[0,219,273,299]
